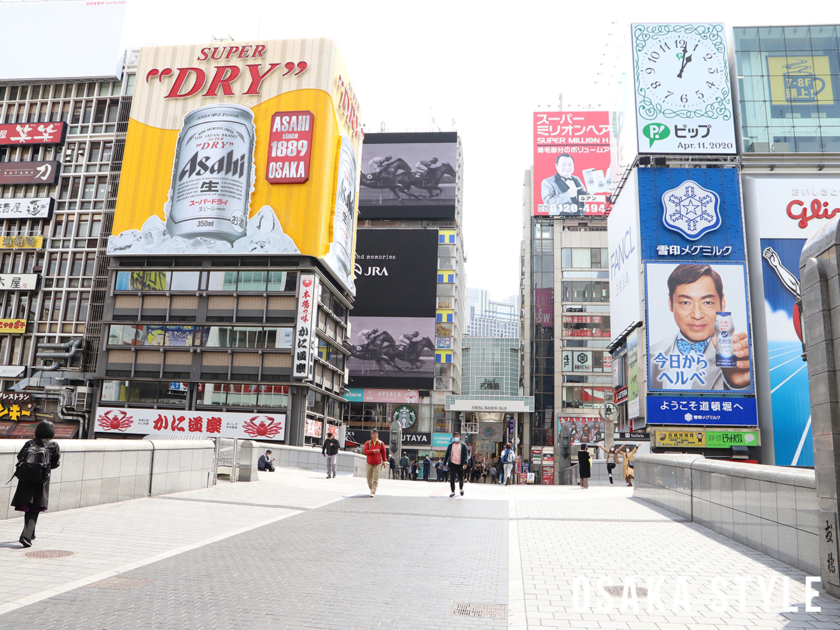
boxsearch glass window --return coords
[258,385,289,408]
[561,248,571,268]
[267,271,292,291]
[265,327,293,349]
[169,271,199,291]
[165,325,197,347]
[78,294,89,321]
[207,271,237,291]
[115,271,170,291]
[572,249,590,268]
[108,324,139,345]
[226,384,259,407]
[238,271,266,292]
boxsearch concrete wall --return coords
[254,443,367,477]
[0,439,215,521]
[634,454,819,576]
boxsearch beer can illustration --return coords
[715,311,737,367]
[165,104,255,243]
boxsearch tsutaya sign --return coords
[95,407,286,441]
[446,399,533,413]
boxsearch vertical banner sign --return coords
[534,111,611,217]
[534,288,554,327]
[266,111,313,184]
[293,274,319,380]
[631,23,736,155]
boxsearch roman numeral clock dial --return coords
[632,23,736,155]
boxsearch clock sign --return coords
[631,23,736,155]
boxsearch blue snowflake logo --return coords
[660,180,722,241]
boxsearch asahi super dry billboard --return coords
[108,38,363,293]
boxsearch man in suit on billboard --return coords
[540,154,586,216]
[649,264,751,391]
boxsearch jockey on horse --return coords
[414,157,439,186]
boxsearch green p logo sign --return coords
[643,123,670,148]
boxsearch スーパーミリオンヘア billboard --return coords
[107,38,363,293]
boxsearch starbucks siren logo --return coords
[393,405,416,429]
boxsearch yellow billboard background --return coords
[653,430,706,448]
[111,38,362,290]
[768,55,835,105]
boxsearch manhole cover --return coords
[604,585,648,597]
[450,602,507,618]
[88,577,154,591]
[24,550,75,559]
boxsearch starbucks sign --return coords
[393,404,417,429]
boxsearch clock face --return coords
[636,35,727,111]
[631,23,736,155]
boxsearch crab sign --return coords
[241,415,283,438]
[97,409,134,432]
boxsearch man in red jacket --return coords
[363,429,387,498]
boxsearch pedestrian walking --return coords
[500,443,515,486]
[322,434,340,479]
[363,429,387,498]
[606,446,618,484]
[423,455,431,482]
[400,453,409,480]
[490,464,498,484]
[11,420,60,548]
[410,460,418,481]
[257,449,275,472]
[444,432,469,498]
[578,444,591,489]
[388,455,397,479]
[618,444,640,487]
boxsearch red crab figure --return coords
[241,416,283,438]
[97,409,134,432]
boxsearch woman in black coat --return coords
[577,444,591,489]
[11,420,60,547]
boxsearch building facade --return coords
[345,131,465,460]
[0,55,133,439]
[92,38,363,446]
[465,288,518,338]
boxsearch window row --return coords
[99,381,292,409]
[108,324,294,349]
[115,270,297,293]
[561,248,608,269]
[0,81,124,103]
[560,281,610,303]
[40,291,90,323]
[562,386,614,409]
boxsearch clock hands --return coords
[677,44,693,78]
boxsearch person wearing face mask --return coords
[443,432,470,498]
[540,154,586,216]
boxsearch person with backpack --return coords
[501,443,515,486]
[11,420,60,547]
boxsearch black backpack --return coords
[15,440,52,484]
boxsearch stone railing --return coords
[0,439,215,521]
[249,442,367,477]
[633,454,819,575]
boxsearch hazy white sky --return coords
[112,1,833,300]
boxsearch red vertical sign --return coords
[266,111,314,184]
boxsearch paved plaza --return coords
[0,468,838,629]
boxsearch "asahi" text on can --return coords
[165,104,255,243]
